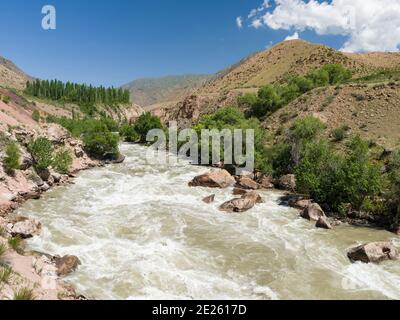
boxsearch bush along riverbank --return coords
[118,104,400,235]
[0,117,131,300]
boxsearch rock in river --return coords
[189,169,235,188]
[315,216,333,230]
[202,194,215,204]
[219,191,262,213]
[347,242,399,264]
[54,255,82,276]
[300,203,326,222]
[236,176,260,190]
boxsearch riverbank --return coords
[0,123,103,300]
[14,143,400,300]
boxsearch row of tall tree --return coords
[25,79,130,105]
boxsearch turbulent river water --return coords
[16,144,400,300]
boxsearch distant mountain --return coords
[0,56,33,90]
[122,74,212,107]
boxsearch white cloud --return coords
[284,32,299,41]
[251,19,263,29]
[236,16,243,29]
[248,0,400,52]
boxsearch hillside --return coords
[156,40,400,148]
[0,56,144,126]
[0,56,33,90]
[265,82,400,148]
[122,74,212,107]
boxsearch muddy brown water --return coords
[17,144,400,300]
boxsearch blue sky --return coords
[0,0,388,87]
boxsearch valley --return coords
[0,39,400,300]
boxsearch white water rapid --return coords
[17,144,400,300]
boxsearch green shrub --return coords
[8,236,23,252]
[29,137,54,171]
[388,151,400,222]
[53,149,72,173]
[32,110,40,122]
[120,124,140,142]
[237,93,258,108]
[265,143,292,178]
[45,116,121,160]
[83,131,119,159]
[320,64,352,84]
[332,125,350,142]
[13,288,35,300]
[295,136,382,211]
[133,113,164,143]
[3,143,20,174]
[2,95,11,104]
[192,107,267,171]
[289,116,326,144]
[0,266,13,284]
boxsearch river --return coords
[16,143,400,300]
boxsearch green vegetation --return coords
[355,68,400,83]
[259,116,383,212]
[1,95,11,104]
[13,288,35,300]
[53,149,73,173]
[132,113,164,143]
[192,107,269,172]
[8,236,23,252]
[295,135,382,212]
[238,64,352,119]
[0,266,13,284]
[3,143,20,174]
[32,110,41,122]
[48,117,120,160]
[388,151,400,222]
[83,131,119,160]
[119,123,140,142]
[332,125,350,142]
[28,137,54,171]
[25,79,130,116]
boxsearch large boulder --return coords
[219,191,262,213]
[301,203,326,222]
[6,217,42,239]
[54,255,81,276]
[276,174,296,191]
[347,242,399,264]
[189,170,235,188]
[316,216,332,230]
[236,176,260,190]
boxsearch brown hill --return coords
[158,40,400,135]
[0,56,33,90]
[264,82,400,148]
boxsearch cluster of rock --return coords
[190,169,273,213]
[190,169,400,266]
